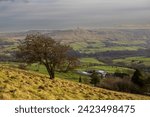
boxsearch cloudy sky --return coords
[0,0,150,32]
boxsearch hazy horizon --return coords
[0,0,150,32]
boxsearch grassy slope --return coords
[80,57,104,65]
[0,65,150,100]
[113,57,150,66]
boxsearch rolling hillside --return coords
[0,65,150,100]
[0,28,150,61]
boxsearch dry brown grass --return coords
[0,65,150,100]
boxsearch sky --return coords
[0,0,150,32]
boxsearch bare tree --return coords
[17,33,78,79]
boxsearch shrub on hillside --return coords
[99,78,141,94]
[79,76,82,83]
[18,64,27,70]
[90,71,101,86]
[143,77,150,94]
[131,69,144,87]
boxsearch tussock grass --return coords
[0,65,150,100]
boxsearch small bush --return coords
[18,64,26,70]
[131,69,144,87]
[143,77,150,94]
[99,78,141,94]
[79,77,82,83]
[90,71,101,86]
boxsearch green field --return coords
[70,40,145,53]
[0,60,134,84]
[111,40,146,45]
[70,41,105,53]
[80,57,104,65]
[79,65,133,74]
[113,57,150,67]
[26,63,90,83]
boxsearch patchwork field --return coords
[0,65,150,100]
[70,40,145,53]
[0,28,150,56]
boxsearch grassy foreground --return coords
[0,65,150,100]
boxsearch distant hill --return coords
[0,65,150,100]
[1,28,150,44]
[0,28,150,60]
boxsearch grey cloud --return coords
[118,6,150,12]
[0,0,150,32]
[0,0,29,3]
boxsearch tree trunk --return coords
[50,70,55,79]
[45,64,55,79]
